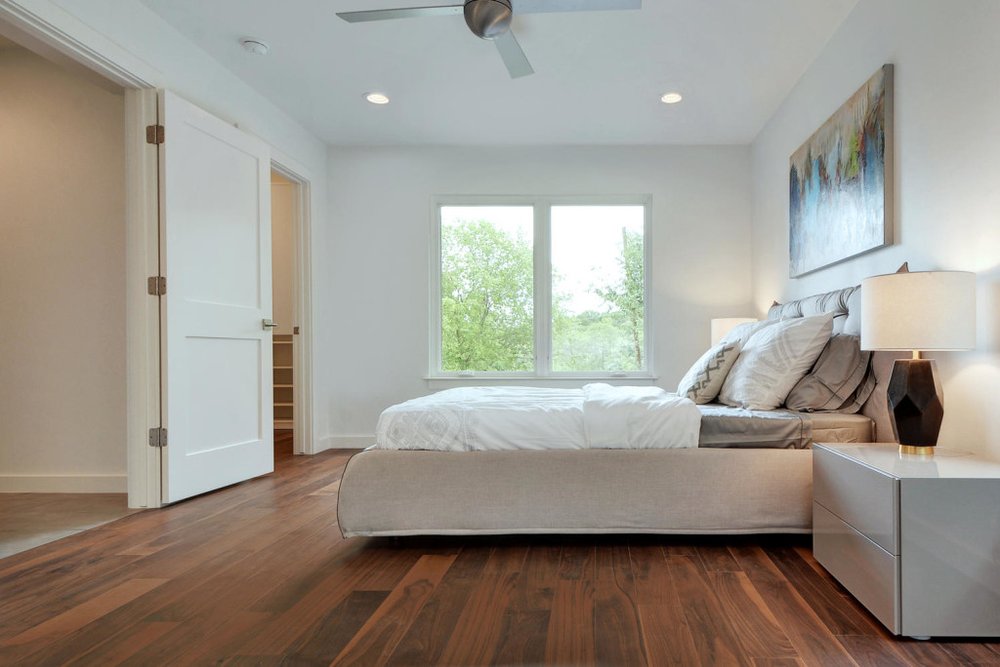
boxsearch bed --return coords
[338,286,895,537]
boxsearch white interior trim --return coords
[124,88,162,509]
[429,194,654,380]
[318,435,375,451]
[270,152,316,455]
[0,0,155,89]
[0,475,128,494]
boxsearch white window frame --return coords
[429,194,654,382]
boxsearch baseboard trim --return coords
[0,474,128,493]
[316,435,374,452]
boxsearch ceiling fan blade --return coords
[336,5,463,23]
[494,30,534,79]
[513,0,640,14]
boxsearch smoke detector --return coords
[240,38,270,56]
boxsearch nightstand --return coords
[813,442,1000,639]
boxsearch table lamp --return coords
[860,269,976,454]
[710,318,757,346]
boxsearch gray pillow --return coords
[785,335,872,413]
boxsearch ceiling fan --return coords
[337,0,641,79]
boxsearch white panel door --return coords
[159,91,274,503]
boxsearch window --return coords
[433,197,651,377]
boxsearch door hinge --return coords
[148,427,168,448]
[146,124,165,145]
[147,276,166,295]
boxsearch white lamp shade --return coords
[710,317,757,346]
[861,271,976,351]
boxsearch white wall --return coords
[751,0,1000,456]
[3,0,332,451]
[324,146,753,445]
[0,45,126,491]
[271,174,294,337]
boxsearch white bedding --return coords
[374,384,701,451]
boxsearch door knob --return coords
[262,319,278,330]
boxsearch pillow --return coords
[677,341,741,404]
[719,318,779,348]
[718,312,834,410]
[785,335,872,412]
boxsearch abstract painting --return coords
[789,64,893,277]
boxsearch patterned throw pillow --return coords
[719,312,834,411]
[677,342,742,404]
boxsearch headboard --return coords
[767,285,862,337]
[766,285,899,442]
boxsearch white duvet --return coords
[374,384,701,451]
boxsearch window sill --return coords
[425,375,660,390]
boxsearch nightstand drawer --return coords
[813,444,898,553]
[813,503,899,633]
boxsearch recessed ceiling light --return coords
[364,92,390,105]
[660,92,683,104]
[240,38,270,56]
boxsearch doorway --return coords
[1,8,316,510]
[270,169,296,462]
[0,33,133,556]
[268,163,313,461]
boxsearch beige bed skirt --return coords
[337,448,813,537]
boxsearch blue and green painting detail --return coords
[789,64,893,277]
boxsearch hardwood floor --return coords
[1,442,998,666]
[0,493,137,560]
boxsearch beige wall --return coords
[0,44,126,491]
[271,173,295,337]
[751,0,1000,457]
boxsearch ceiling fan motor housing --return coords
[464,0,513,40]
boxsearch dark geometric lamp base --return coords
[887,358,943,452]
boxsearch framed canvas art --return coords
[789,64,894,277]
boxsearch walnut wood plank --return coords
[711,571,797,660]
[558,540,597,580]
[437,546,528,665]
[699,542,743,572]
[768,545,875,636]
[730,545,859,667]
[835,634,914,667]
[385,544,493,666]
[544,579,596,666]
[329,553,456,666]
[594,578,646,666]
[666,553,751,666]
[65,621,179,666]
[284,591,389,664]
[629,544,700,667]
[490,610,551,666]
[0,577,166,662]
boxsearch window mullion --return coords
[534,202,552,376]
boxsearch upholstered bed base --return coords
[338,448,812,537]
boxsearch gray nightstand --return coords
[813,442,1000,639]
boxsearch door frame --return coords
[269,157,315,456]
[0,3,316,506]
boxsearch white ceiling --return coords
[140,0,858,146]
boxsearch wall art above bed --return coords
[789,64,894,278]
